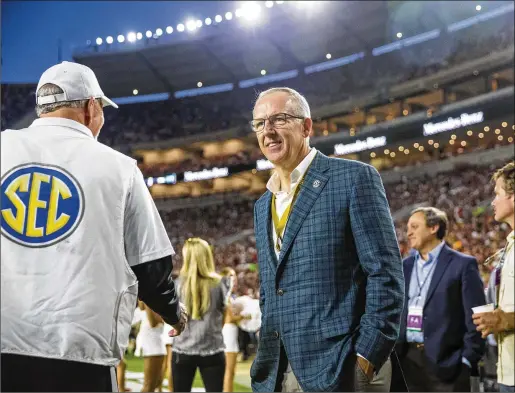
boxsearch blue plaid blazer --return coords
[250,152,405,392]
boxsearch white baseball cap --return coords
[36,61,118,109]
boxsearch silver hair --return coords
[35,84,90,117]
[254,87,311,118]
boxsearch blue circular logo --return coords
[1,164,85,248]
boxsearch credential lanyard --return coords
[271,181,303,252]
[271,160,315,252]
[414,256,438,304]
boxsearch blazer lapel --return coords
[257,192,278,273]
[277,153,330,269]
[424,244,453,308]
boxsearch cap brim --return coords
[101,96,118,109]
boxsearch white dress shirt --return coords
[267,148,318,259]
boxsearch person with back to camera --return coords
[0,61,187,392]
[171,238,232,392]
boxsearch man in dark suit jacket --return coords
[391,207,486,392]
[249,87,405,392]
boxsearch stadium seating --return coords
[159,161,511,295]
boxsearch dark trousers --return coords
[1,353,114,392]
[399,344,471,392]
[238,328,251,359]
[171,351,225,392]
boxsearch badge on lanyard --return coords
[494,245,509,309]
[407,306,423,331]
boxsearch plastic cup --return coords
[472,304,494,314]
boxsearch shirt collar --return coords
[507,231,514,244]
[416,240,446,265]
[30,117,95,139]
[266,148,318,194]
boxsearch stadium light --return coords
[117,35,125,43]
[177,23,185,32]
[197,82,203,88]
[156,28,163,36]
[146,30,153,38]
[235,8,243,17]
[261,69,267,75]
[396,32,403,38]
[205,17,212,25]
[86,40,92,46]
[137,32,143,40]
[166,26,173,34]
[476,4,481,11]
[215,14,223,23]
[196,20,203,28]
[133,89,139,95]
[326,53,332,59]
[186,20,197,31]
[241,2,262,21]
[127,32,136,42]
[96,37,103,45]
[106,36,114,44]
[225,11,233,20]
[265,1,274,8]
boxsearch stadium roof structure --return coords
[72,1,496,100]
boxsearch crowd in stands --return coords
[3,15,511,145]
[137,133,512,178]
[1,84,36,130]
[158,161,511,296]
[391,163,511,285]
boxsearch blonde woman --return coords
[135,301,167,392]
[220,267,250,392]
[171,238,231,392]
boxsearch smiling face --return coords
[253,91,311,171]
[407,211,439,252]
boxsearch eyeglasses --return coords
[250,112,305,133]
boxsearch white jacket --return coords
[1,117,173,366]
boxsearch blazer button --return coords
[273,331,280,339]
[277,289,284,296]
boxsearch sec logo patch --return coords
[1,164,85,248]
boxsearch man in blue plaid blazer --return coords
[250,87,405,392]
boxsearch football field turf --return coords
[124,354,252,392]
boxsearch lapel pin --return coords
[313,180,321,188]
